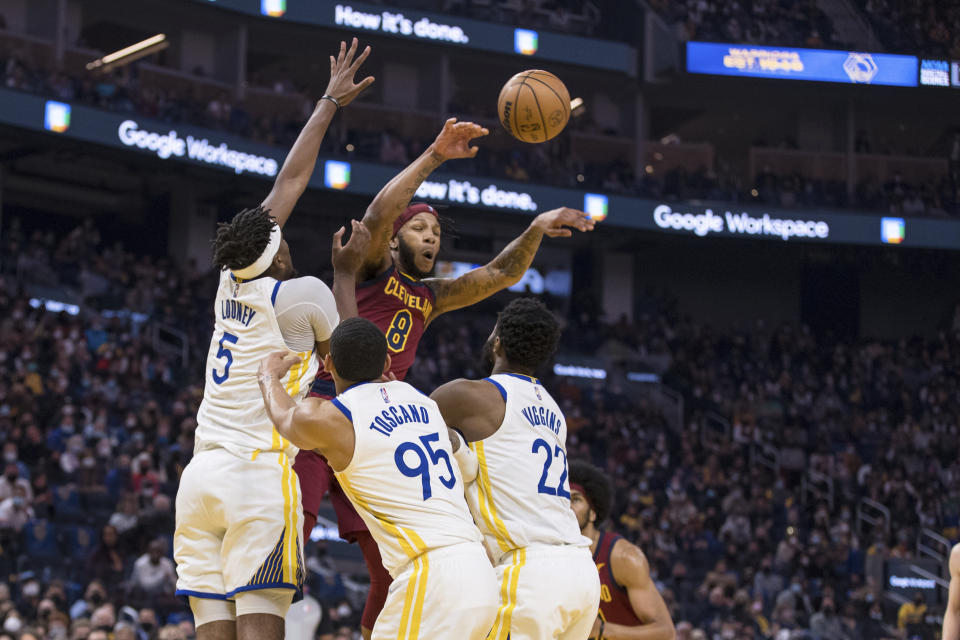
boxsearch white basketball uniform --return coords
[331,380,498,640]
[175,271,327,601]
[465,373,600,640]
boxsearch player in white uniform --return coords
[174,38,374,640]
[257,317,498,640]
[430,297,601,640]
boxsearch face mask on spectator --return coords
[336,603,351,618]
[3,452,16,463]
[3,615,22,633]
[141,623,154,633]
[83,457,96,468]
[90,592,104,606]
[4,471,16,482]
[22,582,40,598]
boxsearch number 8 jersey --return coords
[330,380,482,578]
[466,374,590,561]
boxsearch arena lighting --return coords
[86,34,168,73]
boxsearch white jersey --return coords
[195,271,325,459]
[332,380,482,578]
[465,373,589,559]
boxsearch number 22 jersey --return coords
[330,380,481,578]
[465,373,590,560]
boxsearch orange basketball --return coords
[497,69,570,143]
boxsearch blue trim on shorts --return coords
[271,280,282,306]
[176,590,228,600]
[483,377,507,401]
[330,397,352,421]
[225,582,300,598]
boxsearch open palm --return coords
[432,118,489,160]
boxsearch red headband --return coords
[570,483,586,498]
[392,203,438,237]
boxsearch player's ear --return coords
[323,353,335,375]
[388,236,399,251]
[382,353,392,376]
[589,508,597,525]
[493,336,503,358]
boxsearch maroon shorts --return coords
[293,394,368,542]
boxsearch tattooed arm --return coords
[358,118,488,280]
[423,207,595,322]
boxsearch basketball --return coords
[497,69,570,143]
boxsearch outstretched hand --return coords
[325,38,375,107]
[533,207,596,238]
[332,219,372,274]
[431,118,489,160]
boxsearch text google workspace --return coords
[653,204,830,241]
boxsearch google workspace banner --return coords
[686,42,918,87]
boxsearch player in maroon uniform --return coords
[569,461,676,640]
[294,117,595,637]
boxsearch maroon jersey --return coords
[594,530,642,626]
[310,265,435,395]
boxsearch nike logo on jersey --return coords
[596,563,606,570]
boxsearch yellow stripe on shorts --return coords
[488,548,526,640]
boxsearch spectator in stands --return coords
[0,462,31,501]
[127,539,176,604]
[0,484,33,532]
[87,524,126,586]
[897,592,927,634]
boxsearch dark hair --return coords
[569,460,613,524]
[496,298,560,371]
[330,318,388,383]
[212,205,276,270]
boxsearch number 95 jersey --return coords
[466,374,590,562]
[330,380,482,578]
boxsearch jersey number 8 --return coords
[385,310,413,353]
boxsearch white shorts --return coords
[488,544,600,640]
[373,542,498,640]
[174,447,304,600]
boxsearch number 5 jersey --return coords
[195,271,337,459]
[329,379,482,578]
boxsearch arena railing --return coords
[917,528,952,565]
[857,497,891,539]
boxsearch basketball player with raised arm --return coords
[258,317,499,640]
[568,461,675,640]
[173,38,373,640]
[294,122,596,636]
[944,544,960,639]
[429,298,601,640]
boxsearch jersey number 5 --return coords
[212,332,238,384]
[394,433,456,500]
[385,310,413,353]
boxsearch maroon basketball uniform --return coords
[297,265,436,540]
[594,530,642,625]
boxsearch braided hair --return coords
[496,297,560,372]
[212,206,276,271]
